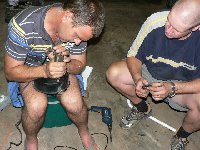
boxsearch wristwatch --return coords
[168,82,176,98]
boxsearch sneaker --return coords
[120,103,152,129]
[171,135,189,150]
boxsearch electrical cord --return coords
[6,102,23,150]
[92,133,109,150]
[6,82,30,150]
[6,118,22,150]
[54,146,77,150]
[54,133,109,150]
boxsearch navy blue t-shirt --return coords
[128,11,200,81]
[136,26,200,81]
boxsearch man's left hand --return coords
[47,44,71,63]
[148,82,172,101]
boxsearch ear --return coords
[191,24,200,31]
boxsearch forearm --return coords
[66,59,85,75]
[175,78,200,94]
[126,57,142,83]
[5,65,46,82]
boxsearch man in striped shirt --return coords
[4,0,105,149]
[106,0,200,149]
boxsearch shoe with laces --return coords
[120,103,152,129]
[171,135,189,150]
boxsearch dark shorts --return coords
[142,65,188,112]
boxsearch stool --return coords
[43,95,72,128]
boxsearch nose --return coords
[74,38,82,45]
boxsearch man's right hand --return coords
[135,78,150,98]
[43,61,67,79]
[43,44,71,78]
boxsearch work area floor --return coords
[1,0,200,150]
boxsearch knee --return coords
[25,100,47,118]
[61,98,84,114]
[106,63,121,83]
[189,96,200,112]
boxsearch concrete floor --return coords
[1,0,200,150]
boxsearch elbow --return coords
[4,67,15,81]
[4,70,12,81]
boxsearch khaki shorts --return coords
[142,65,188,112]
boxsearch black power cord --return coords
[6,82,30,150]
[54,146,77,150]
[54,133,109,150]
[92,133,109,150]
[7,118,22,150]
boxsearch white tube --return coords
[149,116,176,132]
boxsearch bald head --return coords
[171,0,200,28]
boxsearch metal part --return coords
[33,49,69,95]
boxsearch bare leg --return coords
[106,60,142,104]
[60,75,98,150]
[172,94,200,133]
[20,83,48,150]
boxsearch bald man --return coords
[106,0,200,149]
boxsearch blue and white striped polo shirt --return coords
[5,3,87,65]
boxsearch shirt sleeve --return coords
[4,19,30,61]
[127,11,169,58]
